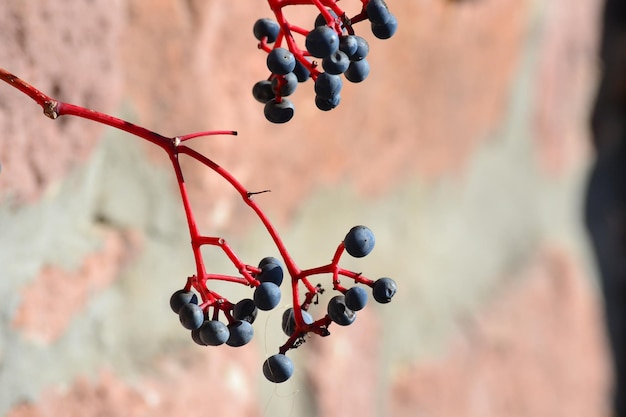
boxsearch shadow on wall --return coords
[585,1,626,416]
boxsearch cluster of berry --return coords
[169,256,283,348]
[169,225,397,383]
[252,0,398,123]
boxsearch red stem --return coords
[0,61,376,353]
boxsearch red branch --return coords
[0,67,378,353]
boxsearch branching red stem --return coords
[0,66,377,352]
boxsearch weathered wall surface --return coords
[0,0,611,416]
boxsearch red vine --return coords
[0,67,383,357]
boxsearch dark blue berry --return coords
[372,277,397,304]
[170,289,198,314]
[263,354,294,383]
[314,72,343,99]
[191,327,207,346]
[252,80,275,103]
[371,14,398,39]
[305,26,340,58]
[257,262,284,286]
[253,18,280,43]
[327,295,356,326]
[233,298,258,324]
[264,98,295,124]
[271,72,298,97]
[226,320,254,347]
[266,48,296,75]
[315,94,341,111]
[199,320,230,346]
[345,286,368,311]
[345,59,371,83]
[339,35,359,57]
[344,225,375,257]
[322,50,350,75]
[254,282,281,311]
[281,308,314,336]
[366,0,392,25]
[178,303,205,330]
[350,36,370,61]
[293,59,311,82]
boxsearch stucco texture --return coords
[0,0,612,416]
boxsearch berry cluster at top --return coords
[0,68,398,385]
[252,0,398,123]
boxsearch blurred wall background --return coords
[0,0,611,416]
